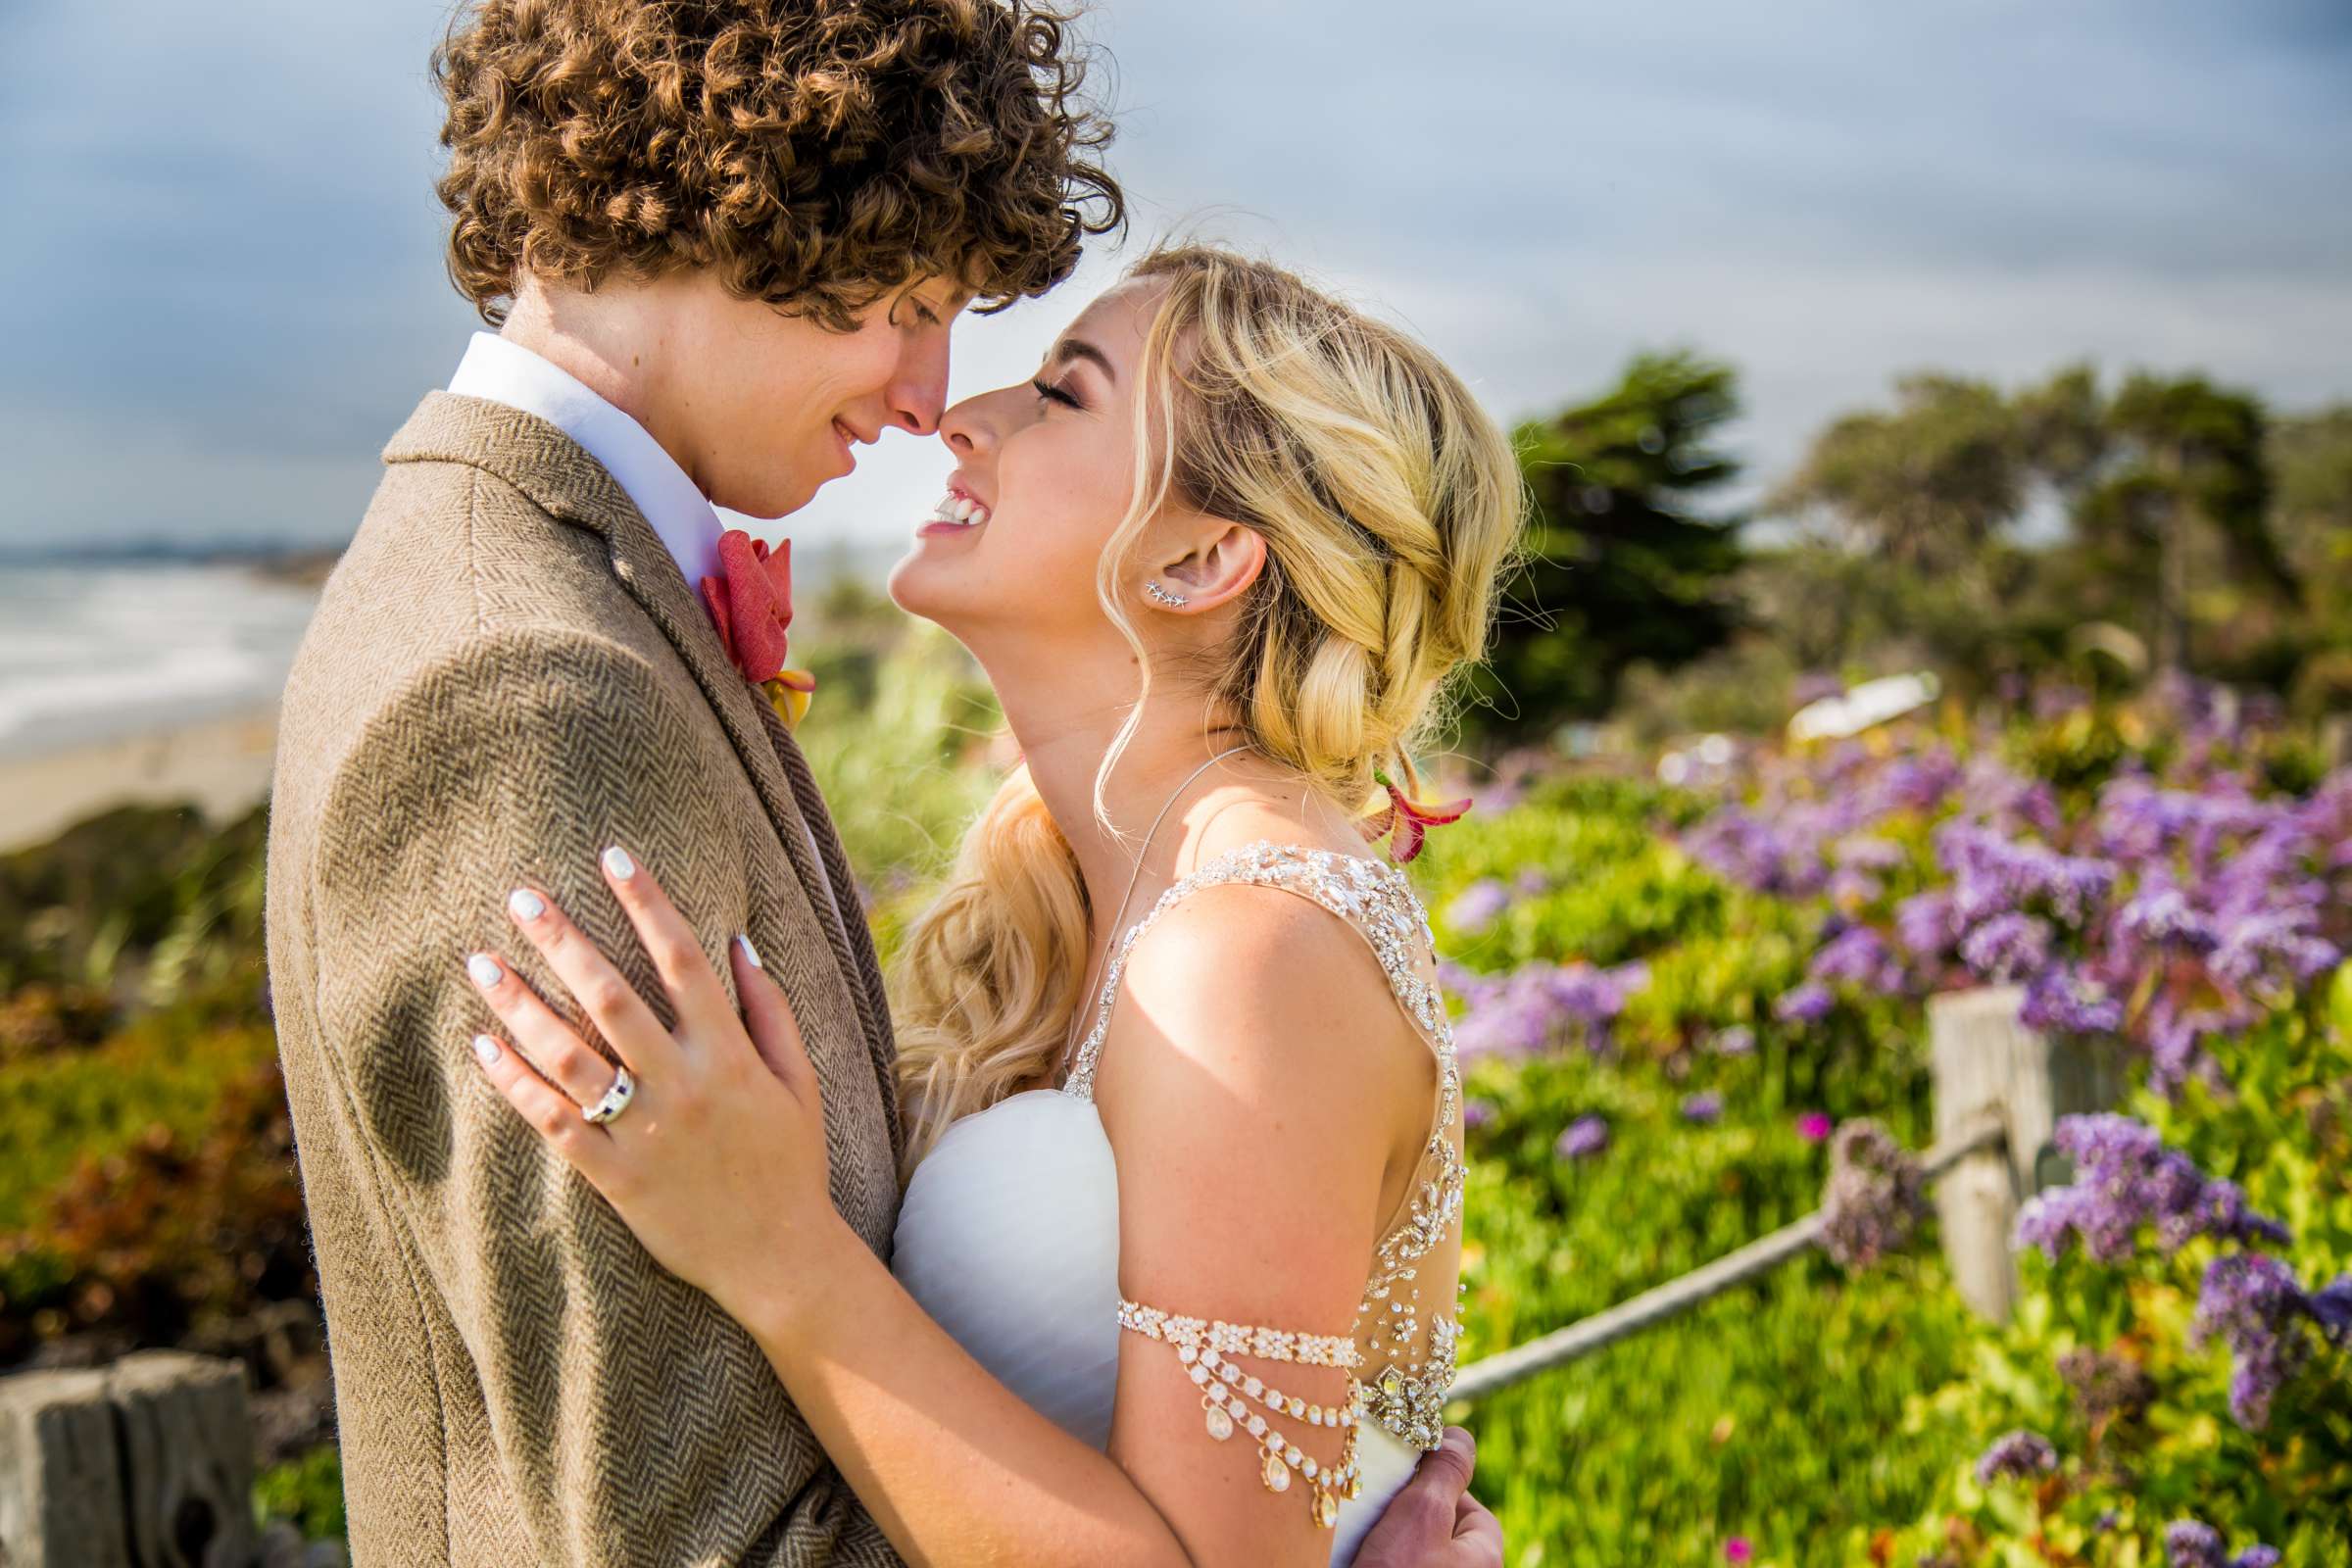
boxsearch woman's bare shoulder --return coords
[1100,875,1430,1143]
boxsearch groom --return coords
[267,3,1496,1563]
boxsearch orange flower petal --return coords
[760,674,814,731]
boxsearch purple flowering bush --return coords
[1678,682,2349,1099]
[1403,679,2350,1563]
[2012,1114,2290,1268]
[1973,1428,2057,1486]
[1429,780,1929,1133]
[1876,967,2352,1566]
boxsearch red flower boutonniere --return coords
[699,530,816,730]
[1357,768,1472,863]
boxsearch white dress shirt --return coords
[447,331,725,590]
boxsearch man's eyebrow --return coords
[1051,337,1116,384]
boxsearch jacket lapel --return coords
[603,548,899,1096]
[752,703,903,1160]
[385,394,862,997]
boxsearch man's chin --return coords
[714,473,822,523]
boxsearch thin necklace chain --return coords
[1062,742,1255,1066]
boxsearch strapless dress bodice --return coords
[891,1090,1123,1447]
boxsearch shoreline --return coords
[0,705,280,853]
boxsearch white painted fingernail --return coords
[466,954,504,989]
[735,934,762,969]
[603,846,636,881]
[471,1034,502,1065]
[507,888,546,921]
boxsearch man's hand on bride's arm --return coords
[1353,1428,1503,1568]
[460,845,858,1329]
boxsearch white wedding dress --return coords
[892,842,1468,1566]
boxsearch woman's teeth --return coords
[928,494,991,527]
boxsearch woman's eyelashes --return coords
[1031,376,1083,411]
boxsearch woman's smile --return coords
[918,477,993,538]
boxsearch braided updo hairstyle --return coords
[893,244,1524,1175]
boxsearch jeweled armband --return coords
[1117,1297,1365,1529]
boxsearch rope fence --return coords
[1448,1109,2008,1404]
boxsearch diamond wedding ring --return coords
[583,1064,637,1126]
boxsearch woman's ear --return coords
[1155,519,1267,613]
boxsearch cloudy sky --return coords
[1,0,2346,560]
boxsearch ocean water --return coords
[0,564,320,759]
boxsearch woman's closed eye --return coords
[1032,377,1083,411]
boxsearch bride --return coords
[459,244,1522,1566]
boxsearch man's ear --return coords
[1155,519,1267,613]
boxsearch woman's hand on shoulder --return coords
[461,847,855,1327]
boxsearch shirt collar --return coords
[447,331,725,590]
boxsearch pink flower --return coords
[1358,769,1472,863]
[1796,1111,1835,1143]
[1725,1538,1754,1564]
[699,530,815,728]
[700,531,799,683]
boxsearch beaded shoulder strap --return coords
[1061,841,1450,1102]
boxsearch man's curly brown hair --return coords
[432,0,1126,329]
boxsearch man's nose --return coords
[887,334,954,437]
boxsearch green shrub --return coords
[797,626,1000,960]
[0,1035,307,1362]
[254,1443,346,1543]
[1414,775,1961,1560]
[1453,1051,1977,1566]
[0,984,275,1233]
[0,802,268,1000]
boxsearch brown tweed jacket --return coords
[266,393,906,1566]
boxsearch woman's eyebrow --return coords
[1050,337,1116,384]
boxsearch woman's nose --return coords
[938,395,989,457]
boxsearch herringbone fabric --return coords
[266,393,905,1567]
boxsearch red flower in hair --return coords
[1357,769,1472,863]
[699,530,815,729]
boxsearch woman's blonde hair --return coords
[891,244,1524,1175]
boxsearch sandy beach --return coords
[0,705,279,853]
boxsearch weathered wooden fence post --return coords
[0,1368,129,1566]
[1930,984,2127,1320]
[0,1351,261,1568]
